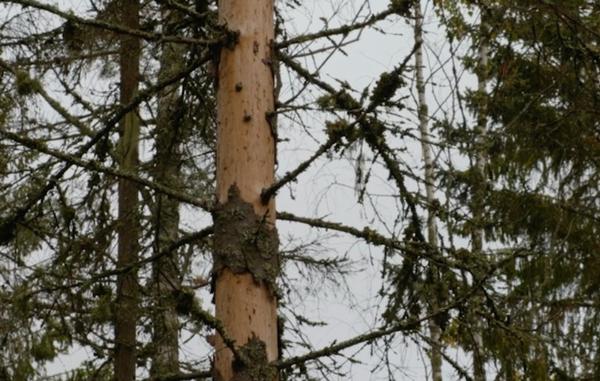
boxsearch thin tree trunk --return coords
[471,16,489,381]
[150,5,184,378]
[213,0,279,381]
[414,4,443,381]
[114,0,140,380]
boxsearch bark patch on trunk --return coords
[232,337,276,381]
[213,185,279,292]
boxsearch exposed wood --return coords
[213,0,279,380]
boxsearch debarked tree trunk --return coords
[213,1,279,381]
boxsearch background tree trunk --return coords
[213,0,279,380]
[414,4,443,381]
[150,5,184,378]
[471,15,489,381]
[114,0,140,379]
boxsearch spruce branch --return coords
[5,0,227,46]
[0,53,210,244]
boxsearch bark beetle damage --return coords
[213,185,279,291]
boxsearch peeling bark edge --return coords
[212,185,279,293]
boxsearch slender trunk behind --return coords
[213,0,279,380]
[114,0,140,380]
[150,5,185,377]
[414,4,443,381]
[471,17,489,381]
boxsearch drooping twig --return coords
[22,225,213,298]
[261,136,336,204]
[0,129,212,211]
[276,8,395,49]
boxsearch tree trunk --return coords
[414,4,443,381]
[471,16,489,381]
[213,1,279,381]
[114,0,140,380]
[150,5,184,378]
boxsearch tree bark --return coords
[414,4,443,381]
[213,1,279,380]
[150,5,184,378]
[471,16,489,381]
[114,0,140,380]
